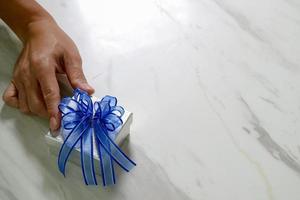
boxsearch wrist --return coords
[22,15,56,42]
[0,0,55,43]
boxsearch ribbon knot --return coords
[57,88,136,186]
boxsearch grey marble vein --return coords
[211,0,265,42]
[259,97,283,112]
[242,126,251,134]
[195,74,275,200]
[212,0,300,72]
[252,73,279,98]
[240,97,300,175]
[0,186,18,200]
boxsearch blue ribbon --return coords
[57,88,136,186]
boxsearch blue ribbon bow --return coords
[57,88,136,186]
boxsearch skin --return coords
[0,0,94,134]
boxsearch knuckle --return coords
[43,87,54,98]
[30,55,45,67]
[2,91,14,105]
[43,87,59,103]
[2,93,9,103]
[30,56,51,75]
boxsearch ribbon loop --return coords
[57,88,136,186]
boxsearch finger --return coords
[16,82,30,114]
[38,69,61,131]
[2,81,19,108]
[63,52,94,94]
[23,78,48,117]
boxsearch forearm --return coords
[0,0,54,42]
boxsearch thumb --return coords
[2,81,19,108]
[63,52,94,94]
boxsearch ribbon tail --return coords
[80,127,97,185]
[96,134,115,186]
[58,116,90,176]
[94,122,136,173]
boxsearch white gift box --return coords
[45,96,133,171]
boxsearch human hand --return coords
[2,19,94,132]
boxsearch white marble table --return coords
[0,0,300,199]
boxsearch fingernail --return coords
[50,116,58,132]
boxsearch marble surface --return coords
[0,0,300,199]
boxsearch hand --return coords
[2,19,94,132]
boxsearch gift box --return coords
[45,94,134,182]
